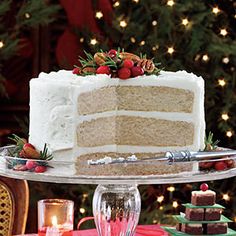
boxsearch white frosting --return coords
[29,70,205,162]
[192,190,216,195]
[88,154,138,165]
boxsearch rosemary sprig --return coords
[81,72,96,76]
[204,132,219,151]
[151,67,161,75]
[8,134,26,156]
[139,53,147,59]
[78,51,96,68]
[39,143,53,161]
[103,58,118,69]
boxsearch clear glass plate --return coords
[0,145,236,185]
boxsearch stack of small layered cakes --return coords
[175,183,232,235]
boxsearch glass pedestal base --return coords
[93,185,141,236]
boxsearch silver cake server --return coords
[88,150,236,165]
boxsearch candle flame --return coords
[51,216,58,227]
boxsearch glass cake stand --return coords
[1,145,236,236]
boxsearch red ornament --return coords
[34,166,47,173]
[131,66,144,77]
[215,161,227,171]
[118,68,131,79]
[26,160,37,170]
[123,59,134,69]
[108,49,117,58]
[96,66,111,75]
[200,183,208,191]
[72,67,80,74]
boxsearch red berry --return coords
[200,183,209,191]
[72,67,80,75]
[26,160,37,170]
[131,66,144,77]
[34,165,47,173]
[215,161,227,171]
[96,66,111,75]
[123,59,134,69]
[199,161,213,169]
[108,49,117,58]
[118,68,131,80]
[23,143,35,150]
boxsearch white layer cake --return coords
[29,70,205,175]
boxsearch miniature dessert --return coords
[163,183,235,235]
[191,184,216,206]
[191,190,216,206]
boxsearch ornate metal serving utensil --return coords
[88,150,236,165]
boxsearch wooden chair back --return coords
[0,177,29,236]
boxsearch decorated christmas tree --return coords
[1,0,236,233]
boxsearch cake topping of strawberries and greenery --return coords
[200,132,235,171]
[6,134,53,173]
[73,48,161,79]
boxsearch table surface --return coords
[15,225,168,235]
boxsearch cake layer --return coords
[207,223,228,235]
[75,152,196,176]
[78,86,194,115]
[205,208,222,221]
[185,208,204,221]
[77,116,194,147]
[191,190,216,206]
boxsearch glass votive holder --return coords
[38,199,74,236]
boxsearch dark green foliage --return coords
[0,0,60,96]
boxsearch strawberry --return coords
[199,161,214,169]
[96,66,111,75]
[131,66,144,77]
[72,67,81,75]
[123,59,134,69]
[214,161,227,171]
[118,68,131,79]
[23,143,35,149]
[34,166,47,173]
[108,49,117,58]
[26,160,37,170]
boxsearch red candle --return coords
[38,199,74,236]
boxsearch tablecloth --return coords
[15,224,168,235]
